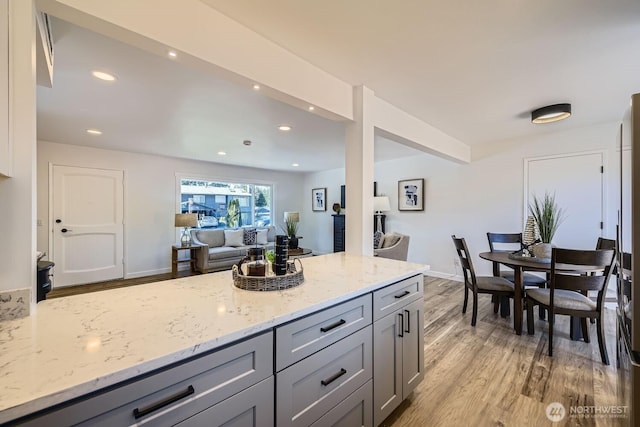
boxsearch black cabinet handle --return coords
[398,313,404,337]
[60,228,72,233]
[133,385,195,419]
[394,290,410,299]
[320,319,346,333]
[321,368,347,386]
[404,309,410,333]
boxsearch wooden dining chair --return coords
[486,232,547,288]
[525,247,616,364]
[452,235,515,326]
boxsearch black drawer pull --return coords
[394,290,411,299]
[405,309,410,333]
[398,313,404,337]
[133,385,195,419]
[321,368,347,386]
[320,319,346,333]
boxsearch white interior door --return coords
[525,152,604,250]
[51,165,124,287]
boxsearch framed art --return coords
[312,187,327,211]
[398,178,424,211]
[339,182,377,209]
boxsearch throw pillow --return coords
[256,229,268,245]
[243,228,257,245]
[373,231,384,249]
[381,233,401,248]
[224,229,245,247]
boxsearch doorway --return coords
[50,165,124,287]
[524,151,605,250]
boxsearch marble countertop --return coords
[0,253,428,423]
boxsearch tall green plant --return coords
[281,217,298,237]
[528,192,564,243]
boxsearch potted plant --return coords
[528,192,564,258]
[281,216,299,249]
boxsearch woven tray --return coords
[232,258,304,291]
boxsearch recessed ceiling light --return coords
[253,84,260,90]
[217,151,226,156]
[278,125,292,131]
[86,129,102,135]
[292,163,299,167]
[308,106,315,111]
[243,140,252,146]
[168,50,178,59]
[91,70,116,82]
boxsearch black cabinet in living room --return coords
[333,214,345,252]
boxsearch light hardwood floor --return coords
[384,276,624,427]
[49,274,624,426]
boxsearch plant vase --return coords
[531,242,552,259]
[288,236,299,250]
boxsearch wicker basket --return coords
[232,258,304,291]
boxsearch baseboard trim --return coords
[424,270,463,282]
[125,268,171,279]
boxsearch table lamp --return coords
[175,213,198,246]
[373,196,390,233]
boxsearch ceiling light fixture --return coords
[278,125,292,131]
[253,84,260,90]
[86,129,102,135]
[531,103,571,124]
[217,151,226,156]
[243,140,252,146]
[168,50,178,59]
[292,163,299,167]
[91,70,116,82]
[308,106,315,111]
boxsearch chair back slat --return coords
[596,237,617,250]
[550,248,616,303]
[487,232,523,252]
[451,235,477,289]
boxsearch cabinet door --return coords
[176,376,274,427]
[373,311,402,426]
[401,298,425,398]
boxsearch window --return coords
[180,178,272,229]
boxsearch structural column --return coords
[345,86,375,255]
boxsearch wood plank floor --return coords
[48,274,624,426]
[384,276,624,427]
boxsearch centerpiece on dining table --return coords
[526,192,565,259]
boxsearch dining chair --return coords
[486,232,547,287]
[452,235,515,327]
[525,247,616,364]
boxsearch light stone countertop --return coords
[0,253,429,423]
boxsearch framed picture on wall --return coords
[312,188,327,211]
[398,178,424,211]
[339,182,377,209]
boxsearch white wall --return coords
[37,141,305,280]
[306,122,620,277]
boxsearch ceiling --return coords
[37,1,640,172]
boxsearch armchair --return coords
[374,233,410,261]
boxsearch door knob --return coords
[61,228,72,233]
[55,219,62,223]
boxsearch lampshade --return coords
[531,103,571,124]
[283,211,300,222]
[373,196,391,213]
[175,213,198,227]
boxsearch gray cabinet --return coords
[372,279,424,426]
[17,332,273,427]
[310,380,372,427]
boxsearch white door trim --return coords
[522,149,607,231]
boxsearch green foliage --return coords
[265,250,275,263]
[255,191,267,207]
[281,217,299,237]
[226,199,240,228]
[528,192,565,243]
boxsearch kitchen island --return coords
[0,253,428,426]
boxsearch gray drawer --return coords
[373,275,423,321]
[19,332,273,427]
[276,325,372,427]
[176,376,274,427]
[310,380,372,427]
[275,294,372,371]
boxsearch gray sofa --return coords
[374,233,410,261]
[190,226,277,272]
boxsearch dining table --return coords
[479,251,603,338]
[479,251,550,335]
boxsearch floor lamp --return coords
[373,196,390,233]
